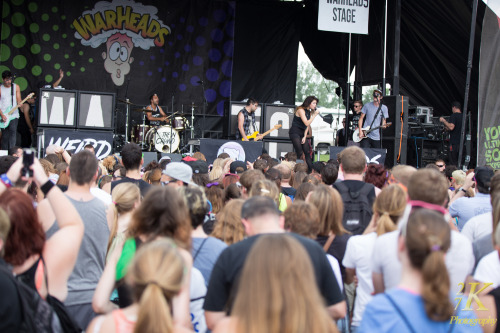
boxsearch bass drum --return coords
[146,125,180,153]
[131,124,151,144]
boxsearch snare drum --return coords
[147,125,180,153]
[173,116,187,130]
[131,125,151,144]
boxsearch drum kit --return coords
[119,99,196,153]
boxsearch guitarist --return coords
[358,89,389,149]
[0,71,22,150]
[236,98,261,141]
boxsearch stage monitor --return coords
[77,91,115,130]
[224,101,262,139]
[38,89,78,128]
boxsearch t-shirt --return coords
[461,212,492,243]
[0,259,21,332]
[316,233,351,281]
[342,232,377,327]
[473,251,500,289]
[203,233,344,313]
[449,193,492,231]
[361,102,389,141]
[359,288,481,333]
[281,186,297,200]
[372,227,474,296]
[327,254,343,292]
[190,267,207,333]
[473,234,494,267]
[192,237,227,287]
[111,177,151,198]
[90,187,112,206]
[449,112,463,145]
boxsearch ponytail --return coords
[106,203,119,254]
[134,283,174,333]
[421,250,454,321]
[406,209,453,322]
[375,212,398,236]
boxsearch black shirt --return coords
[291,108,311,132]
[449,112,463,145]
[337,128,349,146]
[203,233,344,313]
[316,233,351,281]
[0,259,22,333]
[111,177,151,197]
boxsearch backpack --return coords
[335,182,374,235]
[0,264,62,333]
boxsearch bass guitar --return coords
[0,93,34,129]
[244,124,282,141]
[352,122,392,143]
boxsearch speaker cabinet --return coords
[77,91,115,130]
[263,139,294,160]
[224,101,262,139]
[262,104,295,140]
[38,89,78,128]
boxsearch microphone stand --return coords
[170,91,175,154]
[124,78,131,143]
[200,80,208,139]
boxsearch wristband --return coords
[460,187,467,193]
[0,174,12,188]
[40,180,55,195]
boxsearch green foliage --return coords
[295,62,341,108]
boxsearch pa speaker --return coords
[142,152,159,166]
[382,136,407,168]
[224,101,262,139]
[262,104,295,140]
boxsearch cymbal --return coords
[134,108,151,112]
[118,99,136,105]
[183,104,199,108]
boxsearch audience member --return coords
[364,164,388,189]
[211,199,246,245]
[111,143,151,197]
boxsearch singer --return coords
[145,93,169,126]
[358,89,389,149]
[289,96,320,172]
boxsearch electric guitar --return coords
[244,124,282,141]
[352,122,392,143]
[0,93,34,129]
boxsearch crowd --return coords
[0,143,498,333]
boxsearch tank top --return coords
[291,108,311,132]
[0,83,19,118]
[146,105,162,126]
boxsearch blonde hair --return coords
[249,179,280,207]
[212,199,245,245]
[126,238,185,333]
[108,183,141,253]
[307,184,345,236]
[209,157,231,182]
[372,185,407,236]
[405,209,453,321]
[232,234,338,333]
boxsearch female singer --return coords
[289,96,320,172]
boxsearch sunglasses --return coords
[436,164,445,168]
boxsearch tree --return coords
[295,62,341,108]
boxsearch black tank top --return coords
[291,108,311,131]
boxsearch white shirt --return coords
[90,187,112,206]
[473,250,500,288]
[371,225,474,296]
[461,212,493,243]
[327,254,343,292]
[190,267,207,333]
[343,232,377,327]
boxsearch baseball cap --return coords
[230,160,247,174]
[162,162,196,186]
[474,166,494,191]
[187,160,209,174]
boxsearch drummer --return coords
[145,93,169,126]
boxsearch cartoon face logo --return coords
[217,142,246,161]
[102,33,134,86]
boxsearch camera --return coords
[22,148,35,178]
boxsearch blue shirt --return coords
[361,102,389,140]
[192,237,227,287]
[449,193,491,231]
[359,288,482,333]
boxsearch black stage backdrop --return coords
[1,0,234,117]
[231,1,300,105]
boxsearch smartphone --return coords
[22,148,35,178]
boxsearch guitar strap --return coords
[368,103,383,129]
